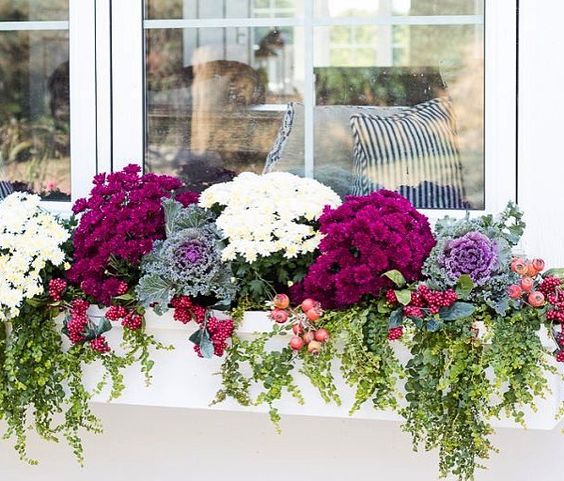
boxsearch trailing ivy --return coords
[0,300,129,464]
[488,307,555,425]
[402,317,495,481]
[214,321,303,431]
[215,301,403,428]
[334,304,403,414]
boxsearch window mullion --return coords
[304,0,315,178]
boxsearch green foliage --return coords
[487,307,555,425]
[334,305,402,413]
[0,301,128,464]
[121,325,173,386]
[215,302,402,429]
[300,336,341,406]
[402,318,495,480]
[214,322,303,431]
[402,304,555,480]
[232,251,315,305]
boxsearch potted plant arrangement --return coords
[0,165,562,480]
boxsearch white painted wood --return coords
[143,15,484,29]
[110,0,144,170]
[0,21,68,30]
[518,0,564,267]
[77,310,562,430]
[69,0,97,200]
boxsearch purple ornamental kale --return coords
[439,231,499,286]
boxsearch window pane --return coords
[0,0,68,21]
[146,0,303,20]
[315,0,483,17]
[0,29,70,200]
[145,26,303,191]
[313,20,485,209]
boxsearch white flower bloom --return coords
[0,192,70,321]
[200,172,341,264]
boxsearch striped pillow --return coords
[0,166,13,200]
[350,97,468,209]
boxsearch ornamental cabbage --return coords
[137,199,236,312]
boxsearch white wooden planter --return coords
[82,310,563,430]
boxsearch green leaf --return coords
[93,317,112,337]
[383,269,406,287]
[395,289,412,306]
[456,274,474,300]
[438,302,475,321]
[377,298,391,314]
[136,274,172,310]
[426,319,442,332]
[388,308,404,328]
[199,330,214,358]
[494,297,509,316]
[189,328,214,358]
[189,329,203,345]
[545,268,564,279]
[162,198,183,236]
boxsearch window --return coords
[0,0,97,206]
[1,1,516,214]
[138,0,502,211]
[0,1,70,200]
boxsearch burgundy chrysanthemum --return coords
[68,164,197,305]
[291,190,436,309]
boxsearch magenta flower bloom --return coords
[291,190,436,309]
[68,164,197,305]
[438,231,499,286]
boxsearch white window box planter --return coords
[82,310,563,430]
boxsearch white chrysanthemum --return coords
[0,192,70,321]
[199,172,341,263]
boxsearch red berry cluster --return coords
[116,281,129,296]
[385,289,398,305]
[105,305,142,331]
[66,299,90,344]
[193,316,234,358]
[66,299,111,353]
[106,305,128,321]
[387,326,404,341]
[171,295,206,324]
[170,296,233,357]
[536,275,564,362]
[122,312,143,330]
[90,336,111,353]
[399,285,457,318]
[48,278,67,301]
[538,277,564,323]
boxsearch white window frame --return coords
[109,0,517,220]
[0,0,98,213]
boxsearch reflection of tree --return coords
[0,4,70,197]
[315,67,446,106]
